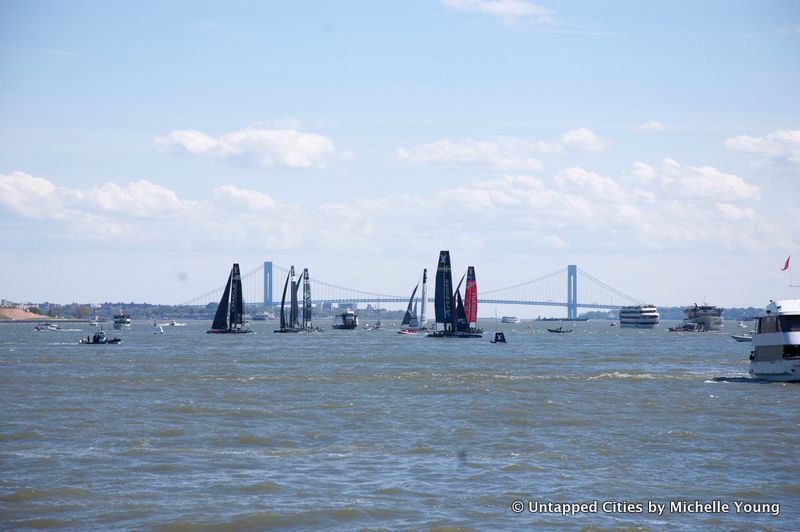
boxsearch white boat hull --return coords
[749,359,800,382]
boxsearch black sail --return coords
[210,267,233,331]
[434,250,454,332]
[291,267,300,329]
[302,268,311,330]
[279,268,290,330]
[230,263,244,327]
[401,282,420,327]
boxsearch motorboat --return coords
[731,333,752,342]
[35,322,63,332]
[501,316,520,324]
[748,299,800,382]
[80,330,121,344]
[668,322,705,332]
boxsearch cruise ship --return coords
[749,299,800,382]
[683,303,723,331]
[619,305,660,328]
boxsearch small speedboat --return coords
[547,326,572,334]
[669,322,705,332]
[731,333,752,342]
[397,329,419,335]
[35,323,62,332]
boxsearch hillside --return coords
[0,308,43,321]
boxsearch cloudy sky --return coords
[1,0,799,310]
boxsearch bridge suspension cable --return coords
[180,261,647,311]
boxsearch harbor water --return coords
[1,320,797,529]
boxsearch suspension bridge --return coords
[182,261,645,319]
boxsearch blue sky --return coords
[1,0,799,310]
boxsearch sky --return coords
[1,0,799,312]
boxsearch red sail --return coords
[465,266,478,326]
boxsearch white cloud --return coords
[0,171,58,219]
[396,129,606,169]
[560,128,607,151]
[213,185,278,212]
[154,125,339,170]
[623,159,759,202]
[724,129,800,164]
[442,0,555,25]
[0,157,780,278]
[635,120,667,132]
[395,137,545,170]
[554,166,625,202]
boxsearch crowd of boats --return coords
[27,250,800,382]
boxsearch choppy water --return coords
[1,319,797,530]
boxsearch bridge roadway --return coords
[301,298,622,310]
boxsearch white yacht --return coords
[749,299,800,382]
[501,316,520,324]
[619,305,660,328]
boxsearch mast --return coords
[434,250,454,332]
[465,266,477,330]
[419,268,427,329]
[302,268,311,330]
[210,266,233,331]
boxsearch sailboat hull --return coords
[426,331,482,338]
[207,329,253,334]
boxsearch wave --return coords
[587,372,657,381]
[3,487,91,502]
[0,429,43,441]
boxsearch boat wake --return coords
[709,376,765,384]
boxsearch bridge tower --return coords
[263,261,273,307]
[567,264,577,319]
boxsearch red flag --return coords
[780,255,790,271]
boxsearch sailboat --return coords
[274,266,302,333]
[427,251,482,338]
[398,269,428,335]
[207,263,252,334]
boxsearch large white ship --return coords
[619,305,660,328]
[749,299,800,382]
[683,303,723,331]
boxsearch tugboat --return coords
[748,299,800,382]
